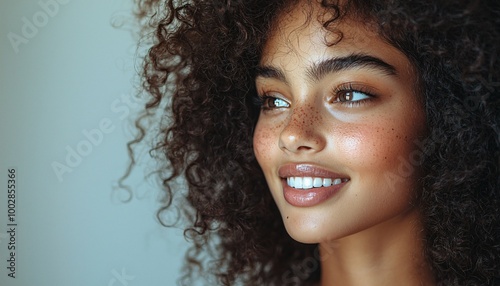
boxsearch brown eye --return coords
[335,90,371,102]
[261,96,290,110]
[338,90,353,102]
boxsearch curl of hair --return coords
[131,0,500,285]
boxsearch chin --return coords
[279,207,346,244]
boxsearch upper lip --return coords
[278,163,349,179]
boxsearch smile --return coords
[277,164,351,207]
[286,177,348,189]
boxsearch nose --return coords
[279,104,326,154]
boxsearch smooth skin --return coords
[253,1,435,285]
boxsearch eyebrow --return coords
[255,53,397,83]
[255,65,288,84]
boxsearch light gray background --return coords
[0,1,189,285]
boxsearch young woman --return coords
[131,0,500,285]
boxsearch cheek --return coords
[253,120,281,165]
[334,119,423,178]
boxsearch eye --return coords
[336,90,371,102]
[331,83,376,107]
[260,95,290,110]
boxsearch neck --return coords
[319,208,435,286]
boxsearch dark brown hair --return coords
[128,0,500,285]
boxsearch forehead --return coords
[263,1,390,52]
[259,1,407,69]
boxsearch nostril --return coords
[297,145,313,151]
[279,131,325,153]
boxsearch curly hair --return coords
[130,0,500,285]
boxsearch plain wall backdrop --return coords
[0,1,190,285]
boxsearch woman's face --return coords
[253,3,425,243]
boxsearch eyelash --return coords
[331,83,376,108]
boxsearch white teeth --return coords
[323,178,332,187]
[313,178,323,187]
[289,177,295,186]
[286,177,347,189]
[295,177,303,188]
[302,177,313,189]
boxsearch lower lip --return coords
[282,180,347,207]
